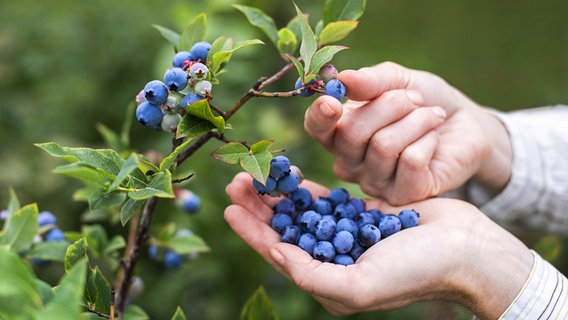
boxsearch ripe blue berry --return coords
[148,245,159,260]
[348,198,366,213]
[252,176,277,195]
[333,203,357,220]
[294,77,316,97]
[269,155,291,179]
[290,187,312,210]
[333,254,355,266]
[271,213,293,234]
[313,241,335,262]
[336,218,358,237]
[311,197,332,215]
[163,68,188,92]
[298,210,322,233]
[298,233,317,255]
[358,224,381,247]
[281,225,301,244]
[315,218,336,241]
[332,230,354,254]
[161,113,182,132]
[45,228,65,242]
[327,188,350,206]
[325,79,346,101]
[189,41,211,62]
[273,198,295,216]
[172,51,193,68]
[378,214,402,238]
[163,250,183,269]
[367,209,383,225]
[349,242,365,261]
[182,193,201,214]
[136,101,164,129]
[189,62,209,80]
[181,93,205,111]
[31,258,51,268]
[354,212,375,228]
[398,209,420,229]
[144,80,169,105]
[276,172,299,194]
[38,211,57,227]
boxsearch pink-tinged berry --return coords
[319,64,338,81]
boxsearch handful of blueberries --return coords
[252,155,420,266]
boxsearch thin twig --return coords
[249,88,303,98]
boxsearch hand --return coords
[304,62,512,204]
[224,172,532,318]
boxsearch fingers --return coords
[225,172,274,222]
[304,95,343,150]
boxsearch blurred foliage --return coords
[1,0,567,319]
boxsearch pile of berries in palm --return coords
[252,156,420,266]
[135,41,213,131]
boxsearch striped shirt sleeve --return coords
[499,250,568,319]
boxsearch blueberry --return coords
[353,212,375,228]
[269,156,291,179]
[31,258,51,268]
[290,187,312,211]
[327,188,350,206]
[182,194,201,214]
[163,68,188,92]
[276,172,299,194]
[163,250,183,269]
[189,41,211,62]
[294,77,316,97]
[281,225,301,244]
[273,198,295,216]
[319,64,338,81]
[349,242,365,261]
[136,101,164,129]
[45,228,65,242]
[336,218,358,237]
[298,233,317,255]
[172,51,193,68]
[378,214,402,238]
[194,80,212,96]
[332,230,354,254]
[161,113,182,132]
[367,209,383,225]
[298,210,322,233]
[189,62,209,80]
[398,209,420,229]
[38,211,57,227]
[313,241,336,262]
[315,218,336,241]
[311,197,332,215]
[290,165,304,184]
[333,203,357,220]
[144,80,169,105]
[348,198,366,213]
[181,93,205,111]
[358,224,381,247]
[271,213,293,234]
[333,254,355,266]
[148,245,159,260]
[253,176,277,195]
[325,79,346,101]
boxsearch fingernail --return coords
[406,90,423,105]
[318,101,336,118]
[270,248,285,266]
[432,106,446,119]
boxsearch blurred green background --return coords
[1,0,567,319]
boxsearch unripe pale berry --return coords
[161,113,182,132]
[194,80,212,96]
[189,63,209,81]
[319,64,338,81]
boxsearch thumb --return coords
[338,61,412,102]
[304,95,343,150]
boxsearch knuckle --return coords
[370,132,398,158]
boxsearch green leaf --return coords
[0,250,43,320]
[207,36,233,76]
[89,189,127,211]
[294,3,318,77]
[323,0,366,26]
[160,138,195,172]
[83,224,108,256]
[53,162,109,187]
[314,19,324,37]
[64,238,88,272]
[28,241,69,262]
[108,153,140,191]
[120,198,144,226]
[168,234,210,255]
[103,235,126,256]
[318,20,359,46]
[128,171,174,200]
[123,305,150,320]
[39,259,87,320]
[277,28,298,57]
[152,24,181,49]
[177,13,206,52]
[239,286,278,320]
[7,186,21,214]
[35,142,125,176]
[308,45,348,75]
[0,204,38,253]
[95,123,122,152]
[209,38,264,78]
[233,4,278,45]
[84,266,111,315]
[240,140,273,183]
[210,142,249,165]
[170,306,187,320]
[284,54,304,81]
[177,115,217,140]
[183,99,225,133]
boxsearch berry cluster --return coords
[147,229,198,270]
[295,64,347,101]
[32,211,67,267]
[135,41,213,131]
[252,156,420,265]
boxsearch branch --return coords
[249,88,303,98]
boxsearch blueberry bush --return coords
[0,1,367,319]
